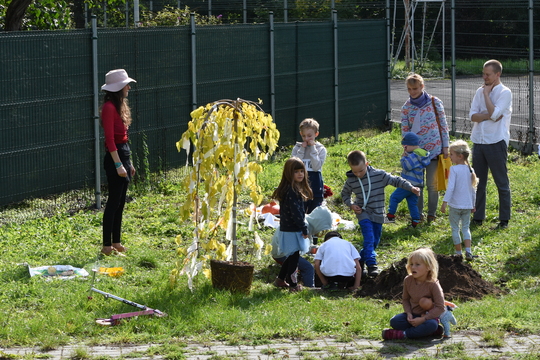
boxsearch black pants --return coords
[102,143,132,247]
[278,251,300,287]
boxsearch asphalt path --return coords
[390,76,540,150]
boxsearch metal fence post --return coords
[191,13,197,110]
[450,0,456,134]
[243,0,247,24]
[125,1,129,28]
[284,0,288,23]
[92,15,102,209]
[333,10,339,141]
[386,0,391,127]
[269,12,275,120]
[134,0,140,26]
[104,1,107,27]
[442,0,445,79]
[527,0,535,154]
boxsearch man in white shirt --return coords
[469,59,512,229]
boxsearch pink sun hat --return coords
[101,69,137,92]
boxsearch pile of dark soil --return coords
[356,254,505,301]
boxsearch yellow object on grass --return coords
[98,267,124,277]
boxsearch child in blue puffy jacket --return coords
[387,132,431,227]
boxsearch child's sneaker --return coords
[382,329,405,340]
[367,265,380,277]
[465,252,478,261]
[411,220,421,228]
[385,214,396,223]
[273,277,288,288]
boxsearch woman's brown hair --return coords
[100,90,132,128]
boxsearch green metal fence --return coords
[0,19,388,208]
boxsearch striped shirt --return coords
[341,166,414,224]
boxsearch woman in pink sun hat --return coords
[100,69,137,256]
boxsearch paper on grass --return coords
[28,265,89,279]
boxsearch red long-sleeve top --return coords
[102,101,128,152]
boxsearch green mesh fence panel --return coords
[98,27,192,176]
[0,30,95,206]
[338,20,387,133]
[195,24,271,108]
[0,21,387,208]
[274,20,387,145]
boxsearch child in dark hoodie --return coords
[387,132,431,227]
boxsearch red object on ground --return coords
[323,185,333,198]
[262,201,280,215]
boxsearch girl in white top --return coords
[440,140,478,260]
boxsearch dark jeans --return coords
[305,197,324,214]
[390,312,439,338]
[472,140,511,221]
[102,143,132,247]
[326,275,355,288]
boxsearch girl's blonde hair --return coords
[272,157,314,202]
[449,140,478,188]
[406,248,438,282]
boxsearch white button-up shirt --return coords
[469,83,512,145]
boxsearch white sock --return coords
[465,247,471,253]
[455,250,462,255]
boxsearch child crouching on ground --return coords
[314,231,362,291]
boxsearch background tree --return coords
[4,0,32,30]
[2,0,72,30]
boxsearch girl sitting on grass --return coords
[382,248,445,340]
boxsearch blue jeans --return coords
[388,187,421,221]
[274,255,314,287]
[390,312,439,338]
[449,207,472,245]
[358,219,382,267]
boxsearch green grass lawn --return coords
[1,125,540,351]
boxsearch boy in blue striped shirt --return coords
[387,132,431,227]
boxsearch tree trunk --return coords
[71,0,86,29]
[4,0,33,31]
